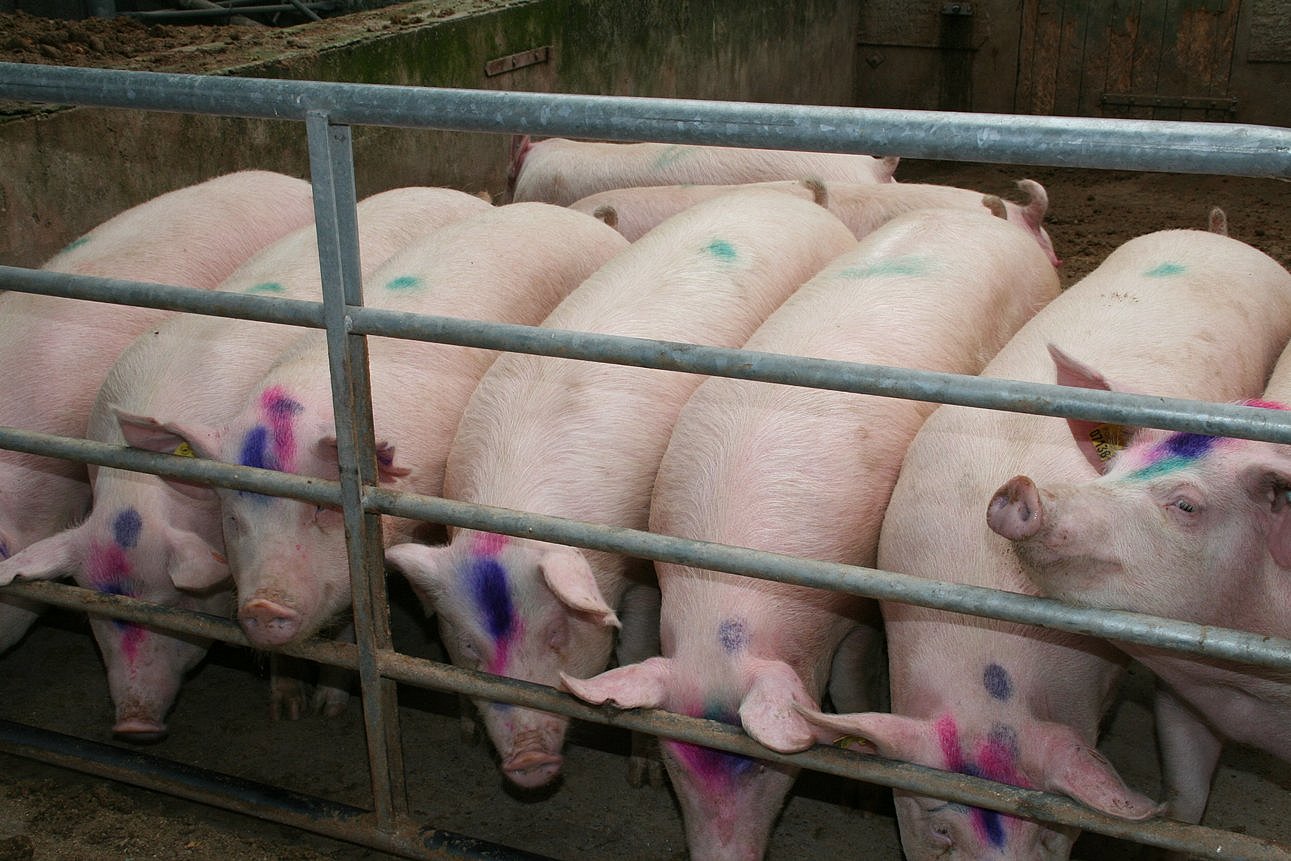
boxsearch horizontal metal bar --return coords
[122,2,334,18]
[2,63,1291,176]
[1,583,1283,859]
[0,719,553,861]
[7,265,1291,447]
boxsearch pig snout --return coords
[987,475,1045,541]
[238,597,301,647]
[501,728,564,789]
[112,716,169,744]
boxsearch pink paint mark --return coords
[472,532,508,557]
[1243,399,1290,411]
[260,385,303,473]
[935,714,965,772]
[935,715,1027,850]
[485,617,525,675]
[86,539,147,665]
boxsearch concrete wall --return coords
[2,0,860,266]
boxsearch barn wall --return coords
[1,0,860,266]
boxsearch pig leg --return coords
[616,582,666,788]
[270,653,311,721]
[827,618,887,714]
[1154,681,1223,826]
[312,622,355,718]
[0,598,43,654]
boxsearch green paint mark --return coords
[61,236,89,253]
[1129,456,1194,481]
[652,145,692,170]
[706,239,737,261]
[837,255,932,278]
[384,275,421,291]
[246,282,285,294]
[1145,262,1186,277]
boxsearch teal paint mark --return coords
[384,275,421,291]
[246,281,285,294]
[837,256,932,278]
[651,145,692,170]
[1145,262,1186,277]
[1129,456,1195,481]
[61,236,90,253]
[706,239,738,261]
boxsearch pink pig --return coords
[803,227,1291,859]
[508,135,898,205]
[0,172,315,655]
[988,340,1291,827]
[114,204,629,657]
[562,206,1061,860]
[0,187,492,738]
[571,177,1060,266]
[384,188,858,789]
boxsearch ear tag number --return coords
[1089,424,1125,462]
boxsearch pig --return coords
[508,135,898,205]
[987,341,1291,828]
[562,206,1062,860]
[112,204,630,668]
[0,172,315,656]
[0,187,493,738]
[571,177,1060,267]
[800,227,1291,860]
[384,187,859,790]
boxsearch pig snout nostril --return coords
[987,475,1044,540]
[238,598,301,647]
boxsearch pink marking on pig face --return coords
[463,535,524,677]
[934,714,1030,851]
[664,705,760,800]
[86,507,149,665]
[239,386,304,475]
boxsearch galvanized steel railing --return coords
[2,61,1291,860]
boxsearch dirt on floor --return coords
[2,9,1291,861]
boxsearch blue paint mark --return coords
[240,425,273,470]
[384,275,420,291]
[0,539,8,560]
[1131,432,1219,481]
[61,236,89,253]
[1163,432,1217,460]
[246,281,285,294]
[983,663,1012,701]
[717,618,747,653]
[980,809,1007,849]
[112,509,143,550]
[706,239,737,261]
[1145,262,1186,277]
[469,556,515,641]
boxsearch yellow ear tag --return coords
[1088,423,1126,462]
[172,441,196,459]
[832,734,869,751]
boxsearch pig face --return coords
[115,384,411,648]
[387,531,621,788]
[0,498,231,740]
[988,402,1291,626]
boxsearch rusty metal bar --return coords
[305,109,408,826]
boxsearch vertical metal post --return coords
[304,110,408,827]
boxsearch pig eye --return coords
[1174,499,1197,514]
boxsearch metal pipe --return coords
[0,719,554,861]
[6,265,1291,447]
[120,2,331,19]
[2,63,1291,177]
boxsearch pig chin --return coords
[1013,541,1123,606]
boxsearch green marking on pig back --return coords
[384,275,422,291]
[61,236,90,253]
[705,239,738,261]
[652,145,692,170]
[837,255,933,278]
[1144,262,1186,277]
[246,281,285,294]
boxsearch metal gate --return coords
[2,60,1291,859]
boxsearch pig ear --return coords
[539,547,620,628]
[0,528,86,585]
[737,659,820,753]
[879,155,900,181]
[115,408,220,499]
[981,194,1008,220]
[315,435,412,482]
[1048,344,1136,473]
[384,542,456,610]
[165,528,230,591]
[560,656,673,710]
[1025,720,1163,820]
[1242,462,1291,568]
[792,705,932,761]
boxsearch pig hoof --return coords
[112,718,169,745]
[627,755,668,788]
[503,750,563,789]
[271,679,308,721]
[312,685,350,718]
[238,599,302,647]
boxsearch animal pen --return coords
[1,60,1291,859]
